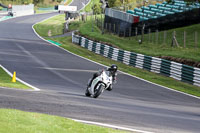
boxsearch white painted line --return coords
[0,65,40,91]
[68,0,75,6]
[0,86,36,92]
[32,14,59,43]
[72,119,154,133]
[72,37,200,100]
[31,14,200,132]
[79,0,91,11]
[119,70,200,100]
[32,15,200,100]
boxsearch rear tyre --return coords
[93,84,104,98]
[85,87,91,97]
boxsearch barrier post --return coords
[171,31,179,47]
[156,30,159,44]
[171,31,174,47]
[101,15,104,34]
[163,31,166,45]
[148,29,151,44]
[118,24,120,36]
[195,31,198,48]
[184,31,186,48]
[135,27,138,40]
[114,24,116,34]
[129,27,131,39]
[109,23,111,33]
[152,30,154,43]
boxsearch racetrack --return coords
[69,0,90,11]
[0,13,200,133]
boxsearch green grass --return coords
[0,67,31,89]
[64,0,73,5]
[0,109,127,133]
[77,20,200,63]
[48,36,200,97]
[35,10,55,14]
[34,14,65,37]
[68,20,83,31]
[81,0,100,12]
[34,14,200,97]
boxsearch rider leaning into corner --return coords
[88,64,118,91]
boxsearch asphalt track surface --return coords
[69,0,90,11]
[0,13,200,133]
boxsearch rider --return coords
[88,64,118,91]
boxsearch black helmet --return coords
[108,64,118,74]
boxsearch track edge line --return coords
[32,15,200,100]
[0,65,40,91]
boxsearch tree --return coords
[33,0,44,5]
[107,0,119,7]
[92,3,102,14]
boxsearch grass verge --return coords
[64,0,73,5]
[77,20,200,63]
[33,14,65,37]
[49,36,200,97]
[81,0,100,12]
[0,67,31,90]
[34,14,200,97]
[0,109,127,133]
[35,10,55,14]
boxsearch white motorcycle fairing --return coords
[86,70,113,98]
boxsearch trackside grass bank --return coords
[64,0,73,5]
[78,20,200,63]
[33,15,200,97]
[0,109,127,133]
[0,67,31,90]
[34,14,65,37]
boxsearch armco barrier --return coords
[72,32,200,87]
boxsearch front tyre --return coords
[93,84,104,98]
[85,87,91,97]
[107,84,112,91]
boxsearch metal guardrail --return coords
[72,33,200,87]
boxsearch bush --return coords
[92,3,102,14]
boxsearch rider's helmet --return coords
[108,64,118,75]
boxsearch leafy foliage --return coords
[92,3,103,14]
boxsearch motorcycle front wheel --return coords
[93,84,104,98]
[85,87,91,97]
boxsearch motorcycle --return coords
[85,70,113,98]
